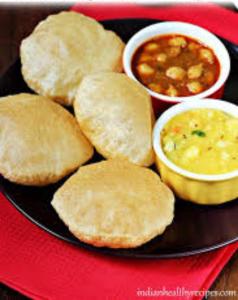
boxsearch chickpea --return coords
[187,63,203,79]
[138,53,153,63]
[137,63,155,76]
[168,36,187,48]
[199,48,214,64]
[156,53,167,63]
[167,46,181,58]
[144,42,159,52]
[188,42,200,51]
[187,81,203,94]
[203,71,214,85]
[148,83,162,93]
[166,85,178,97]
[166,66,186,81]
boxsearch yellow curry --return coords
[161,109,238,174]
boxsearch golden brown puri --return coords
[0,93,93,186]
[52,159,174,248]
[74,72,155,167]
[20,11,125,106]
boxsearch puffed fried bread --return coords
[20,11,124,106]
[51,159,174,248]
[0,93,93,186]
[74,72,155,166]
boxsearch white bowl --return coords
[123,21,231,104]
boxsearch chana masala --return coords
[132,34,220,97]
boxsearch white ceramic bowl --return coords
[123,21,231,104]
[153,99,238,204]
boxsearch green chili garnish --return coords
[191,130,206,137]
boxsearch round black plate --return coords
[1,19,238,258]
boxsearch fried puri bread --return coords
[0,94,93,186]
[74,73,155,167]
[20,11,124,106]
[51,159,174,248]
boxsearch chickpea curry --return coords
[132,35,220,97]
[161,109,238,175]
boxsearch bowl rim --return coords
[153,99,238,182]
[123,21,231,103]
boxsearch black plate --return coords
[1,19,238,258]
